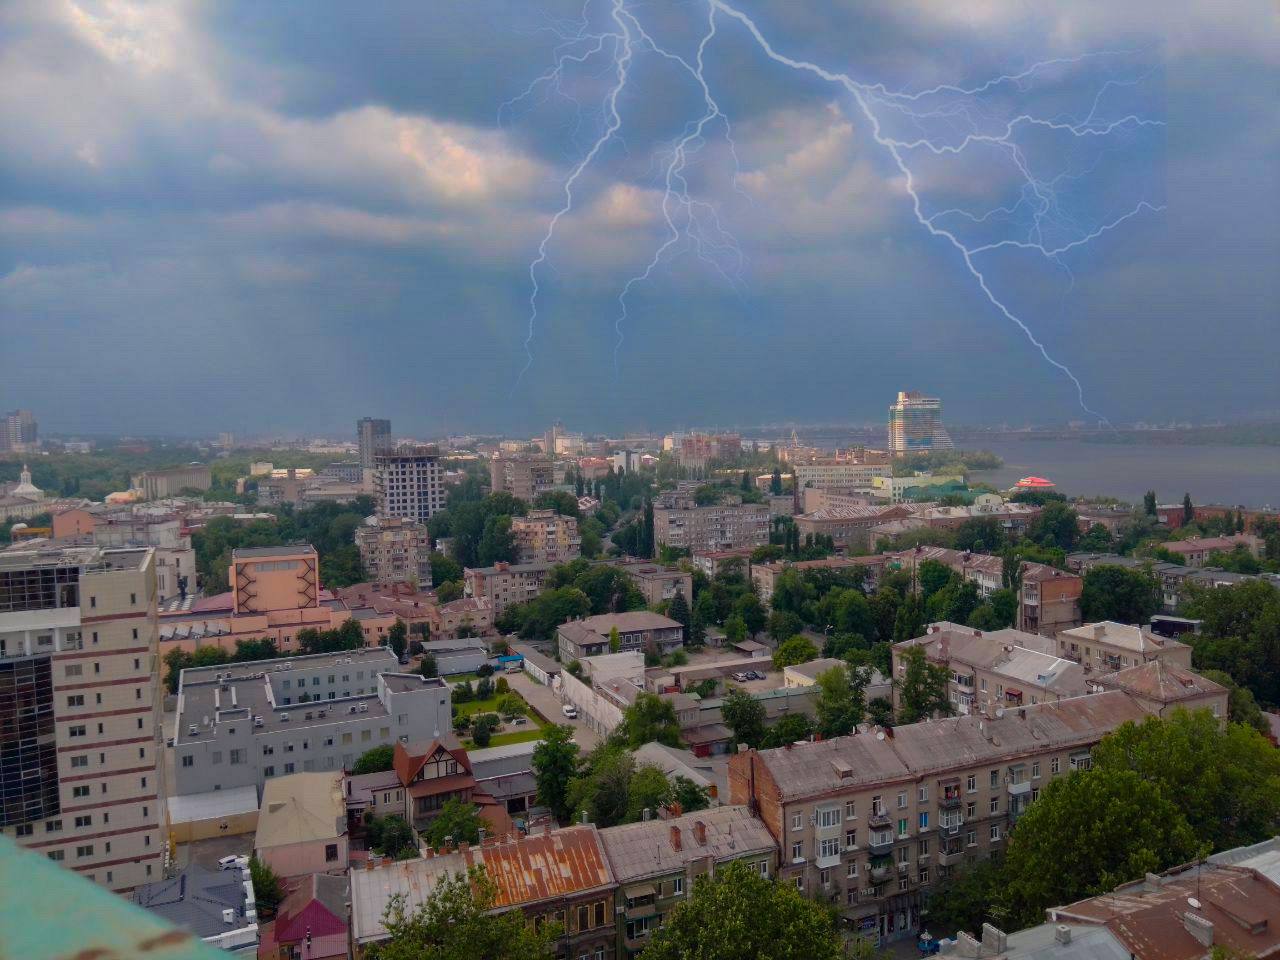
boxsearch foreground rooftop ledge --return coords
[0,835,226,960]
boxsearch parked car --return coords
[218,855,249,871]
[561,704,578,719]
[512,717,528,726]
[749,670,766,681]
[731,672,749,683]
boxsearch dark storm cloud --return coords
[0,0,1276,436]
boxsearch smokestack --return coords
[670,825,682,851]
[693,820,707,846]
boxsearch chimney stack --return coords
[1183,913,1214,948]
[670,825,682,851]
[1054,926,1071,946]
[693,820,707,846]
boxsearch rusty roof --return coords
[1054,864,1280,960]
[349,825,614,944]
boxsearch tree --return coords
[896,644,952,724]
[424,798,484,849]
[429,552,463,588]
[477,515,517,566]
[1091,709,1280,851]
[1200,670,1269,733]
[532,490,580,517]
[734,592,766,636]
[418,653,438,678]
[814,664,868,739]
[1183,492,1195,525]
[352,744,396,775]
[437,580,464,602]
[1080,565,1161,624]
[772,635,818,671]
[761,712,813,748]
[724,614,747,645]
[953,517,1006,554]
[918,560,954,601]
[1077,523,1114,552]
[626,764,674,821]
[1144,490,1158,516]
[248,855,284,916]
[640,860,843,960]
[1181,580,1280,706]
[471,713,497,748]
[667,589,691,639]
[721,688,767,749]
[1028,501,1079,551]
[608,625,621,653]
[672,775,710,813]
[770,466,783,496]
[966,588,1017,631]
[768,609,804,642]
[741,470,752,492]
[1002,767,1199,927]
[567,744,635,827]
[369,815,417,858]
[926,579,981,626]
[615,693,682,748]
[532,725,579,822]
[372,867,557,960]
[922,860,1005,938]
[891,593,925,645]
[495,693,527,719]
[388,619,408,659]
[688,603,707,648]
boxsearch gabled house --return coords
[391,738,513,838]
[258,873,348,960]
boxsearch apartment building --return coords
[1158,533,1264,567]
[1,408,38,452]
[511,509,581,564]
[135,464,213,500]
[1066,552,1280,613]
[608,559,693,609]
[0,544,165,893]
[356,417,392,470]
[489,452,554,502]
[1088,659,1227,719]
[253,771,348,880]
[869,474,965,503]
[1056,621,1193,674]
[599,807,777,957]
[793,505,913,552]
[557,611,684,662]
[375,447,444,524]
[53,507,197,604]
[1016,563,1082,636]
[464,560,555,615]
[793,459,891,492]
[351,825,617,960]
[892,626,1088,716]
[653,487,770,555]
[172,647,450,798]
[728,692,1151,944]
[355,516,431,586]
[676,433,741,472]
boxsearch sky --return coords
[1,0,1277,438]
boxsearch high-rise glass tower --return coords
[888,391,953,455]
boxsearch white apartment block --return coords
[792,460,892,491]
[0,544,165,894]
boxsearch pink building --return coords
[253,772,349,880]
[259,873,348,960]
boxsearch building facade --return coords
[464,560,555,615]
[557,612,684,662]
[489,452,555,502]
[0,544,165,893]
[653,487,770,555]
[172,647,450,797]
[136,464,213,500]
[1,409,38,452]
[1056,621,1193,674]
[793,459,892,492]
[511,510,581,564]
[729,692,1151,944]
[609,560,693,609]
[355,517,431,586]
[357,418,392,470]
[887,392,953,456]
[375,447,444,524]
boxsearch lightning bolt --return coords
[512,1,1164,420]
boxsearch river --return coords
[965,439,1280,509]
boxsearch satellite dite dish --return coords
[1187,897,1202,910]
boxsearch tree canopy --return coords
[814,664,868,739]
[614,693,682,748]
[352,744,396,775]
[721,687,766,749]
[896,643,952,724]
[639,860,844,960]
[532,725,579,822]
[423,799,485,850]
[772,635,818,671]
[1080,565,1162,624]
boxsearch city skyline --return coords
[1,1,1277,435]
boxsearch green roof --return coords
[0,836,227,960]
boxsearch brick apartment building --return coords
[354,517,431,586]
[464,560,555,615]
[511,510,581,564]
[653,486,769,555]
[489,452,555,502]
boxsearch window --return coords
[918,786,928,803]
[181,755,193,768]
[897,818,908,838]
[794,876,804,891]
[819,837,840,859]
[896,791,907,809]
[791,812,803,831]
[229,749,244,765]
[325,844,339,862]
[72,786,89,799]
[845,829,857,849]
[918,838,930,856]
[918,812,929,830]
[577,906,589,931]
[919,869,930,885]
[966,774,976,793]
[979,678,986,691]
[845,800,856,820]
[990,824,1001,842]
[1032,761,1041,779]
[211,751,222,765]
[872,795,883,815]
[818,807,840,828]
[989,797,1000,815]
[966,801,976,819]
[284,763,295,774]
[48,850,64,862]
[1051,757,1060,775]
[898,876,910,892]
[672,876,684,896]
[791,842,803,862]
[965,830,977,847]
[45,819,62,832]
[69,725,86,738]
[847,861,858,878]
[71,755,88,769]
[64,665,82,678]
[820,868,831,886]
[989,770,999,789]
[67,695,84,708]
[75,815,92,828]
[76,845,94,858]
[264,766,275,778]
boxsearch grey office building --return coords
[173,647,450,798]
[357,418,392,470]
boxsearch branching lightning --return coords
[510,0,1165,418]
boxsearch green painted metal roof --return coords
[0,836,227,960]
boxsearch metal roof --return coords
[255,772,346,848]
[599,806,775,885]
[133,864,252,940]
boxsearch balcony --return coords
[1007,780,1031,797]
[937,847,965,868]
[868,810,892,829]
[867,833,894,854]
[869,865,891,883]
[938,793,962,810]
[815,851,842,870]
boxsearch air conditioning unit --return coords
[279,713,289,722]
[358,703,369,713]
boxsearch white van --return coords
[561,704,578,720]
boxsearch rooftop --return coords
[751,691,1150,801]
[133,864,253,941]
[1059,622,1188,656]
[599,806,775,885]
[350,825,614,944]
[579,611,682,633]
[256,772,346,848]
[231,544,317,560]
[1092,660,1227,703]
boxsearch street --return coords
[503,671,601,751]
